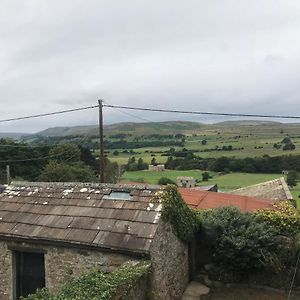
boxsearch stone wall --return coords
[149,221,189,300]
[45,245,137,293]
[0,240,139,299]
[0,242,12,300]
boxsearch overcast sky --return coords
[1,0,300,132]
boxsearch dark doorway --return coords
[15,251,45,299]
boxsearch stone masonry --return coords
[149,221,189,300]
[0,240,139,300]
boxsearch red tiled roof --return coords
[179,188,274,212]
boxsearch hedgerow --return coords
[22,261,150,300]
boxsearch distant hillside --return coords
[29,121,203,137]
[215,120,282,126]
[0,132,29,139]
[33,126,98,137]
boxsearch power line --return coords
[0,105,98,123]
[1,103,300,124]
[104,104,300,120]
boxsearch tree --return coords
[283,143,295,151]
[104,158,119,183]
[282,136,292,144]
[201,139,207,145]
[150,157,157,166]
[202,171,209,181]
[287,170,299,187]
[39,161,96,182]
[50,144,81,163]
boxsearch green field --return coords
[121,170,283,190]
[105,121,300,164]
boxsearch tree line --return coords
[0,139,118,184]
[165,153,300,173]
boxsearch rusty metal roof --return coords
[0,182,163,255]
[179,188,275,212]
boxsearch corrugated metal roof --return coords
[0,182,163,255]
[179,188,275,212]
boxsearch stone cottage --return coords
[177,177,196,188]
[0,182,189,300]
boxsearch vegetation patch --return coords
[255,201,300,236]
[197,207,277,275]
[197,205,300,286]
[159,185,200,242]
[22,261,150,300]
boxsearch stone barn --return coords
[0,182,189,300]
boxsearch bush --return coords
[158,177,176,185]
[255,201,300,236]
[197,206,277,275]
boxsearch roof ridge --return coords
[232,177,284,192]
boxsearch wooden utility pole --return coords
[6,165,10,185]
[98,100,105,183]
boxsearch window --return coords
[14,251,45,299]
[103,192,132,201]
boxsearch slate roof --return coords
[230,177,293,201]
[179,188,274,212]
[0,182,163,255]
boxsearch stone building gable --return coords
[231,177,293,201]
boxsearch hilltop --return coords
[25,121,203,138]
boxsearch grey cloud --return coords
[1,0,300,133]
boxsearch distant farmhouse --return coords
[0,182,189,300]
[177,177,196,188]
[148,164,165,172]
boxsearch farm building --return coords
[191,185,218,192]
[177,177,196,188]
[179,188,275,212]
[148,164,165,171]
[0,182,189,300]
[230,177,293,201]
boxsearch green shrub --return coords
[197,206,277,275]
[255,201,300,236]
[157,177,176,185]
[22,261,150,300]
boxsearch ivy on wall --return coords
[22,261,150,300]
[158,185,200,242]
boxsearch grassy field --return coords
[121,170,283,190]
[121,170,205,185]
[106,121,300,164]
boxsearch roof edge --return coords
[10,181,162,191]
[0,234,150,258]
